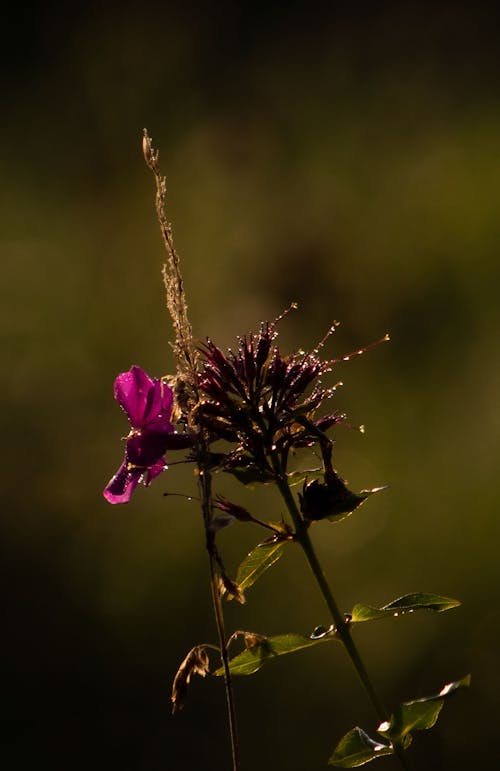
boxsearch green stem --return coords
[198,465,240,771]
[272,457,410,770]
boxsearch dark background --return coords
[2,2,499,769]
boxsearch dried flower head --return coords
[195,311,347,477]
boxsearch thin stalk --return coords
[143,130,240,771]
[199,464,240,771]
[271,454,410,770]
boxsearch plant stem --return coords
[144,130,240,770]
[198,464,240,771]
[272,457,410,770]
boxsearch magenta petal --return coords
[159,383,174,418]
[145,459,166,485]
[114,366,159,428]
[103,461,142,504]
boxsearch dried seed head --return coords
[218,573,246,604]
[243,631,268,649]
[171,645,210,714]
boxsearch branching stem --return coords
[271,452,410,770]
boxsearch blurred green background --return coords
[2,2,499,768]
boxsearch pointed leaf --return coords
[378,701,444,742]
[286,468,323,487]
[378,675,471,743]
[224,464,275,487]
[236,539,288,591]
[214,632,335,676]
[328,728,393,767]
[351,593,461,623]
[434,673,471,697]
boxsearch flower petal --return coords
[145,459,166,485]
[114,366,159,428]
[103,461,142,504]
[127,426,173,467]
[158,381,174,421]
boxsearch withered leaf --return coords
[171,645,210,714]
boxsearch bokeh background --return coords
[2,2,499,769]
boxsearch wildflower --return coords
[103,365,189,504]
[196,315,343,476]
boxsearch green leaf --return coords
[378,701,444,742]
[351,593,461,623]
[214,632,334,676]
[286,468,323,487]
[330,675,470,767]
[378,675,471,743]
[224,463,275,487]
[433,673,471,697]
[236,540,288,592]
[328,728,393,767]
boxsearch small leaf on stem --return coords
[351,593,461,623]
[214,632,338,676]
[377,674,470,743]
[328,727,393,767]
[236,539,289,592]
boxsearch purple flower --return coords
[103,366,177,504]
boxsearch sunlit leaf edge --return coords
[328,727,393,767]
[378,674,471,742]
[351,593,461,623]
[213,632,337,677]
[287,468,323,487]
[329,675,470,766]
[236,540,288,591]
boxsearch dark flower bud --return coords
[299,474,367,522]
